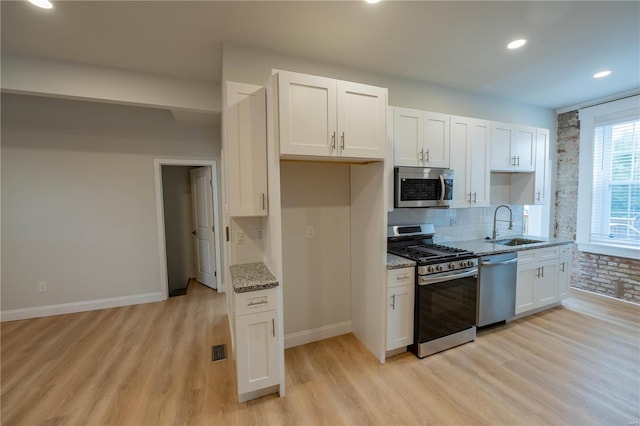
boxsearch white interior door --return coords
[191,167,216,289]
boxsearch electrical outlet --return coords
[236,231,244,244]
[38,282,47,293]
[307,226,314,239]
[256,229,263,240]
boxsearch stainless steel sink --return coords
[493,238,544,246]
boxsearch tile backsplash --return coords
[388,205,525,243]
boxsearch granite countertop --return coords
[230,262,279,293]
[447,236,574,257]
[387,253,417,270]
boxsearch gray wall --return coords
[161,166,196,295]
[1,94,219,311]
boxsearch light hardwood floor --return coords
[2,283,639,426]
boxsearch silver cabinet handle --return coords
[419,149,424,163]
[331,131,336,150]
[262,193,266,210]
[272,318,275,337]
[468,193,472,203]
[391,294,396,310]
[341,132,345,150]
[561,262,565,272]
[512,156,517,166]
[247,300,267,307]
[473,192,477,203]
[536,267,540,278]
[541,266,544,278]
[425,149,430,163]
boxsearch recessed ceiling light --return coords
[27,0,53,9]
[593,70,612,79]
[365,0,381,4]
[507,39,527,50]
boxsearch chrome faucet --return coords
[492,205,513,240]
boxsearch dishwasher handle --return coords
[481,258,518,267]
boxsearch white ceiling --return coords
[1,1,639,110]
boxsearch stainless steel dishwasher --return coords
[477,252,518,327]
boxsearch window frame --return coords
[576,95,640,259]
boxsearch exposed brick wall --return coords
[554,110,640,303]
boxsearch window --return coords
[577,96,640,259]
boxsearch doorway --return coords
[154,159,223,299]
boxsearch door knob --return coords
[192,230,196,235]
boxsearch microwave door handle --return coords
[439,175,445,202]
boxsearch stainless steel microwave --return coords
[394,167,454,208]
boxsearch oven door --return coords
[394,167,453,208]
[415,268,478,343]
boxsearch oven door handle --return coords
[418,268,478,285]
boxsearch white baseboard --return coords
[0,292,165,322]
[284,320,352,349]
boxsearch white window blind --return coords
[591,119,640,247]
[577,95,640,259]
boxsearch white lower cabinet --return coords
[516,245,572,315]
[234,288,279,401]
[386,267,415,352]
[557,244,572,299]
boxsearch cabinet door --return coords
[516,266,537,314]
[533,128,550,205]
[236,310,279,394]
[468,119,492,207]
[337,81,386,160]
[491,122,515,171]
[386,285,415,351]
[423,112,450,168]
[513,125,536,172]
[278,71,337,157]
[393,107,423,166]
[450,116,471,207]
[226,82,268,217]
[536,261,558,306]
[557,255,571,300]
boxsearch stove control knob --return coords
[460,261,467,268]
[427,266,435,273]
[435,265,443,272]
[448,262,455,270]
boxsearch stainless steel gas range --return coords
[387,224,478,358]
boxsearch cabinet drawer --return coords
[558,244,572,257]
[235,287,278,316]
[518,246,559,265]
[387,267,415,287]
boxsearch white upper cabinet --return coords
[337,81,387,159]
[393,107,423,166]
[491,122,536,172]
[225,82,268,217]
[277,71,386,160]
[393,107,450,168]
[423,112,451,168]
[533,128,550,205]
[450,116,491,208]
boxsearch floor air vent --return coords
[212,344,227,362]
